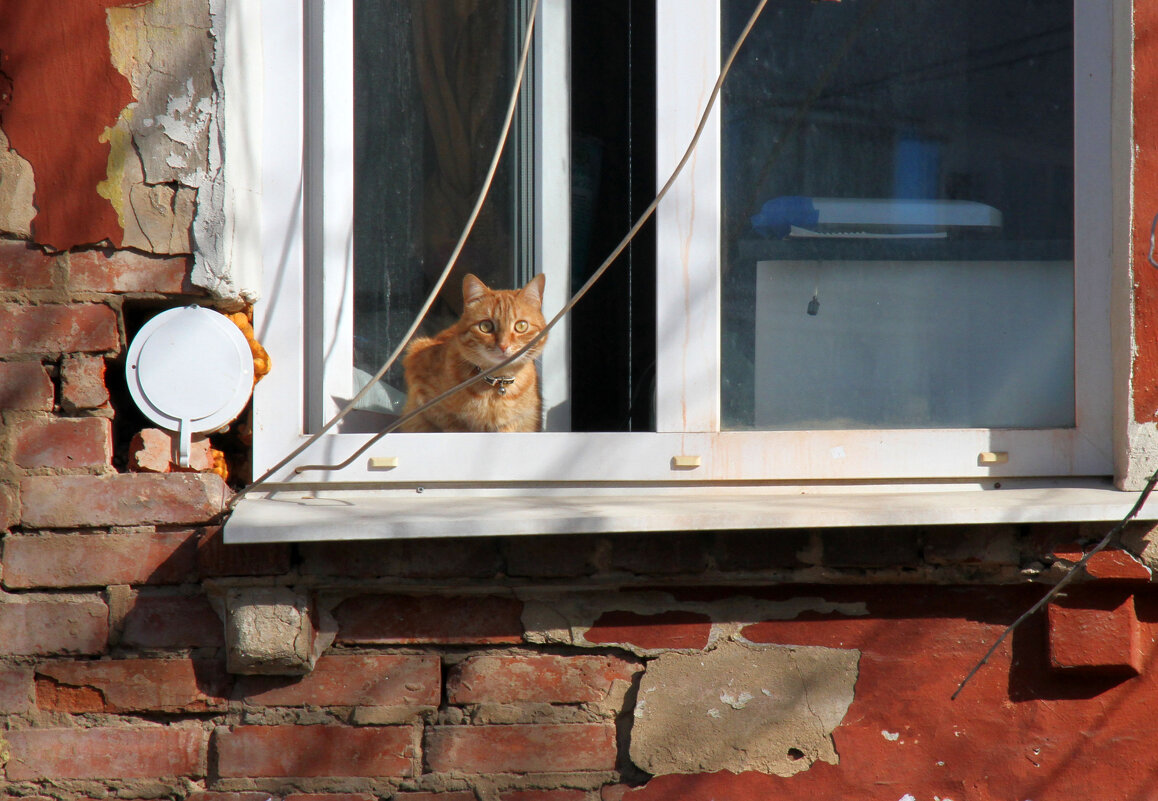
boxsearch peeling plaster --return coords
[629,641,859,778]
[0,128,34,237]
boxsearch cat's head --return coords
[456,273,548,370]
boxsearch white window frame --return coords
[224,0,1149,543]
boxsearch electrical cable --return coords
[233,0,772,499]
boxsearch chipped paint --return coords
[0,128,34,237]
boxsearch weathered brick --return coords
[12,415,111,469]
[60,353,109,410]
[1048,590,1142,675]
[0,361,53,410]
[820,527,923,568]
[0,665,34,713]
[0,481,18,530]
[197,524,291,577]
[121,591,224,649]
[447,654,640,705]
[5,727,207,780]
[213,725,416,778]
[584,610,712,651]
[1051,544,1153,580]
[238,654,440,708]
[299,536,501,579]
[69,249,194,293]
[502,535,599,578]
[393,793,477,801]
[425,724,617,774]
[2,529,199,588]
[186,794,273,801]
[0,303,118,356]
[608,533,710,575]
[0,598,108,655]
[714,529,811,571]
[0,240,55,290]
[335,594,523,645]
[285,795,379,801]
[501,792,588,801]
[20,473,230,528]
[36,657,230,713]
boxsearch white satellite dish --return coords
[125,306,254,466]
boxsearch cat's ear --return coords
[520,273,546,307]
[462,274,489,306]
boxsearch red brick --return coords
[20,473,230,528]
[2,529,199,588]
[60,354,109,410]
[121,592,224,648]
[36,657,229,713]
[196,525,291,577]
[447,654,640,704]
[12,415,111,469]
[285,795,379,801]
[501,792,588,801]
[393,794,477,801]
[0,361,54,409]
[69,249,194,293]
[0,665,34,713]
[187,795,273,801]
[0,481,17,530]
[0,598,108,655]
[584,610,712,651]
[239,654,439,708]
[299,537,501,579]
[5,727,207,780]
[0,240,56,290]
[1051,544,1153,580]
[425,724,617,774]
[213,725,416,778]
[1048,592,1142,675]
[335,594,523,645]
[0,303,118,356]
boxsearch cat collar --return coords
[478,369,516,395]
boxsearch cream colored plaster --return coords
[0,128,35,238]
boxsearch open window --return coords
[227,0,1136,542]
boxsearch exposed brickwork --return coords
[298,537,502,579]
[0,665,34,713]
[0,597,108,655]
[1051,544,1153,581]
[425,724,618,774]
[238,654,440,708]
[19,472,230,528]
[447,654,640,704]
[5,727,207,780]
[1048,591,1142,675]
[11,415,111,469]
[35,657,230,713]
[0,303,118,355]
[120,591,225,649]
[0,360,53,409]
[2,529,199,588]
[0,240,56,290]
[334,594,524,645]
[68,250,194,293]
[59,353,109,410]
[196,524,293,577]
[214,725,416,778]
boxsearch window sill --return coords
[223,479,1156,543]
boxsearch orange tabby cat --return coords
[400,273,547,432]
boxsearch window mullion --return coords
[654,0,723,434]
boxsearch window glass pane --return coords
[721,0,1075,430]
[351,1,527,423]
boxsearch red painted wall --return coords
[1135,1,1158,420]
[0,0,139,250]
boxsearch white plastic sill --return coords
[223,480,1158,543]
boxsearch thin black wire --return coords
[951,466,1158,700]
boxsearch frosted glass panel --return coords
[721,0,1075,430]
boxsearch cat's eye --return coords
[514,320,529,333]
[478,320,495,334]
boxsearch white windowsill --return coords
[223,480,1156,543]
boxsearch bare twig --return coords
[951,468,1158,700]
